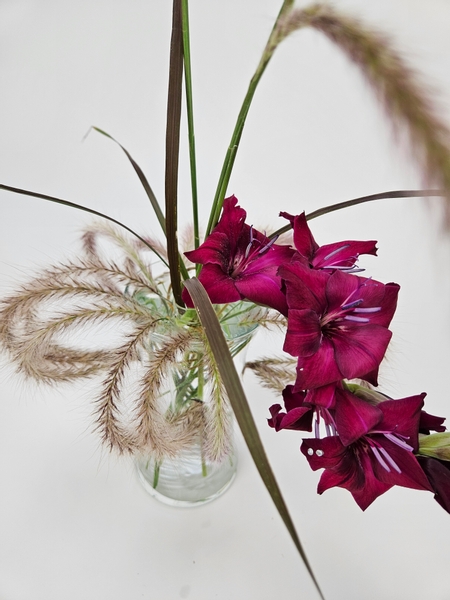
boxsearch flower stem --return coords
[181,0,200,249]
[153,460,161,489]
[205,0,295,238]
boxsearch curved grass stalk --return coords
[208,1,450,236]
[89,127,166,235]
[0,184,169,268]
[270,189,445,237]
[277,4,450,220]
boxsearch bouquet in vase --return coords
[2,2,450,597]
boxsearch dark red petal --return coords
[305,384,339,408]
[235,272,288,315]
[213,195,247,246]
[334,388,382,446]
[290,212,319,259]
[279,262,328,312]
[370,437,432,492]
[377,395,425,452]
[293,339,343,389]
[332,325,392,381]
[312,240,377,269]
[349,452,392,510]
[279,407,313,431]
[301,436,346,470]
[186,264,241,305]
[267,404,283,430]
[244,244,295,276]
[361,281,400,328]
[282,385,308,411]
[283,309,322,357]
[418,457,450,513]
[324,270,360,312]
[184,231,230,268]
[420,410,446,434]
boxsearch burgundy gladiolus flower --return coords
[182,196,294,314]
[280,211,377,272]
[268,386,313,432]
[280,263,399,388]
[301,394,432,510]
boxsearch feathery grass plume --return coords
[0,223,251,458]
[81,221,159,286]
[133,327,202,459]
[0,227,168,386]
[200,330,233,462]
[245,357,297,394]
[275,3,450,224]
[94,321,160,454]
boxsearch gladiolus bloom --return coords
[280,263,399,388]
[280,211,377,272]
[301,394,432,510]
[182,196,294,314]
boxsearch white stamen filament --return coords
[378,446,402,473]
[384,432,414,452]
[371,445,391,472]
[344,315,370,323]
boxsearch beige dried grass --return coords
[274,3,450,223]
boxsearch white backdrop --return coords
[1,1,450,599]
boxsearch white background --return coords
[1,1,450,599]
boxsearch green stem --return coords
[270,189,445,237]
[205,0,295,238]
[153,460,161,489]
[181,0,199,249]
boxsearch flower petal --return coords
[377,395,425,452]
[283,309,322,357]
[334,388,382,446]
[182,264,241,307]
[370,436,432,492]
[279,262,328,312]
[294,338,343,389]
[235,272,289,315]
[418,457,450,513]
[332,325,392,381]
[287,211,319,260]
[313,240,377,270]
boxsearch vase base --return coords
[135,447,238,508]
[136,465,237,507]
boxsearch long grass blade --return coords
[0,183,169,267]
[183,277,325,600]
[165,0,185,307]
[181,0,199,249]
[90,127,166,235]
[270,188,445,237]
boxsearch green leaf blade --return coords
[183,278,325,600]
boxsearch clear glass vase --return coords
[134,300,260,507]
[136,436,238,507]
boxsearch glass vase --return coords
[134,300,260,507]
